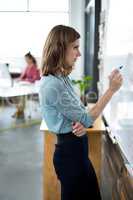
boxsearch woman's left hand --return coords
[72,122,86,136]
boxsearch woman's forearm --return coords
[89,89,114,120]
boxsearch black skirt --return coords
[53,132,102,200]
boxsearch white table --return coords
[0,81,39,98]
[0,81,40,118]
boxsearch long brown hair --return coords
[41,25,80,76]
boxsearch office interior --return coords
[0,0,133,199]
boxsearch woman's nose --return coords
[78,51,81,57]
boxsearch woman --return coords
[39,25,123,200]
[19,52,40,83]
[12,52,40,118]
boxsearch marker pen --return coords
[117,65,124,70]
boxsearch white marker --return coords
[117,65,124,70]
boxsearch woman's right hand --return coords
[108,69,123,93]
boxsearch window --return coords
[0,0,69,12]
[0,12,69,57]
[0,0,69,64]
[106,0,133,55]
[29,0,69,12]
[0,0,27,11]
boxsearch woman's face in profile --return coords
[65,39,81,67]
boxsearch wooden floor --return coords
[43,116,106,200]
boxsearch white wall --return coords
[69,0,85,79]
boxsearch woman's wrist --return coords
[107,88,115,96]
[89,88,115,120]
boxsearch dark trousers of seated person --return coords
[53,132,101,200]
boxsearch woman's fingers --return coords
[109,69,119,80]
[72,122,86,136]
[73,126,84,133]
[108,68,123,93]
[112,73,123,84]
[73,129,86,136]
[73,131,83,136]
[72,122,82,129]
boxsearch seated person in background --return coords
[19,52,40,83]
[12,52,40,118]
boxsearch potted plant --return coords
[72,75,93,105]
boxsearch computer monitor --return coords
[0,63,13,87]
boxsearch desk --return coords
[0,82,38,98]
[0,81,39,118]
[40,116,106,200]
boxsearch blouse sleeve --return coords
[28,68,40,83]
[41,80,94,128]
[20,67,27,80]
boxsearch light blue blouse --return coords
[39,74,94,134]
